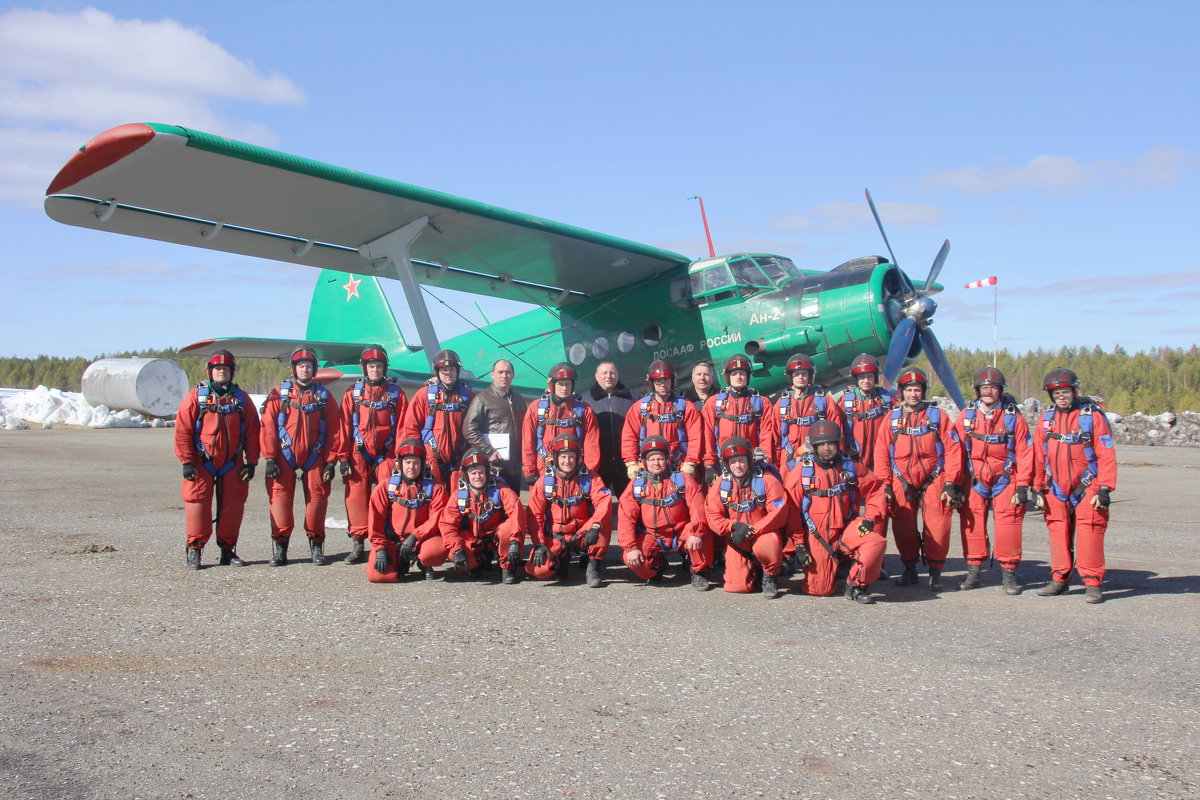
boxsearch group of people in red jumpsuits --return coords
[175,345,1118,605]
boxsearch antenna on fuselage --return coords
[688,195,716,258]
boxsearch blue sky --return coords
[1,1,1197,359]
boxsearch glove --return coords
[753,447,768,463]
[321,463,335,483]
[884,484,895,504]
[857,518,875,536]
[453,549,469,570]
[264,458,280,479]
[680,462,696,476]
[794,545,812,569]
[181,462,197,482]
[1093,487,1111,509]
[626,462,640,480]
[941,484,962,508]
[704,466,718,485]
[240,463,256,481]
[373,547,388,574]
[507,540,522,564]
[339,460,352,478]
[730,522,751,544]
[1033,490,1046,510]
[397,534,417,561]
[1013,487,1029,507]
[583,524,601,548]
[531,545,549,567]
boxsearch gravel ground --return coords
[1,429,1197,800]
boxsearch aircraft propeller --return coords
[865,189,966,410]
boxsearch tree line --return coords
[1,344,1198,415]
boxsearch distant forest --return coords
[1,344,1198,415]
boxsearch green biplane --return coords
[44,123,965,408]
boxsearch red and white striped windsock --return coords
[964,276,998,289]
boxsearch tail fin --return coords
[305,270,407,355]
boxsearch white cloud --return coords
[770,200,944,233]
[921,146,1195,194]
[0,7,304,209]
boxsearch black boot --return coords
[586,558,603,588]
[395,558,411,578]
[186,547,201,570]
[959,564,983,590]
[501,568,517,584]
[845,582,876,604]
[1084,585,1103,604]
[416,558,436,580]
[895,564,918,586]
[691,572,711,591]
[762,572,779,599]
[1037,579,1069,596]
[268,540,288,567]
[310,540,327,566]
[928,567,944,592]
[345,538,366,564]
[218,548,247,567]
[1001,567,1020,595]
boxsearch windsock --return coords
[964,276,998,289]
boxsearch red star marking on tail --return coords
[342,277,361,301]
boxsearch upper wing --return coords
[179,337,385,364]
[45,123,691,306]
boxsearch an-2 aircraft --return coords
[43,122,966,408]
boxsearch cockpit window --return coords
[752,256,789,283]
[730,258,772,288]
[690,265,734,296]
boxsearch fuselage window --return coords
[800,296,820,319]
[592,337,610,360]
[617,331,636,353]
[568,342,587,365]
[643,324,663,347]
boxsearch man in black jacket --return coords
[584,360,635,498]
[463,359,528,490]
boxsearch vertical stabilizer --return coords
[305,270,407,354]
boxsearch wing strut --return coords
[359,217,441,368]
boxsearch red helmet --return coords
[850,354,880,375]
[786,353,815,376]
[647,360,676,382]
[459,448,490,472]
[290,346,318,377]
[897,368,928,390]
[432,349,462,371]
[1043,367,1079,395]
[640,435,671,460]
[207,349,235,379]
[395,438,425,460]
[549,433,582,456]
[973,366,1006,397]
[808,420,842,446]
[548,362,578,387]
[360,344,388,370]
[719,436,754,464]
[723,354,752,376]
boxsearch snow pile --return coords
[0,386,173,429]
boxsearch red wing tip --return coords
[46,123,158,196]
[178,339,216,353]
[315,367,345,382]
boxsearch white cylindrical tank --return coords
[82,358,189,417]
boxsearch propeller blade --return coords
[919,327,967,410]
[923,239,951,294]
[884,318,917,384]
[864,189,899,269]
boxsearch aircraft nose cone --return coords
[918,295,937,321]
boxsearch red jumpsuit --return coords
[365,472,449,582]
[1033,402,1117,587]
[174,383,262,550]
[775,388,846,475]
[403,379,473,484]
[954,402,1034,569]
[525,470,613,580]
[784,454,888,595]
[261,381,343,545]
[438,475,525,572]
[704,468,790,593]
[701,390,779,468]
[621,394,705,468]
[617,470,711,580]
[872,404,963,570]
[339,379,408,544]
[837,387,896,472]
[521,394,601,479]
